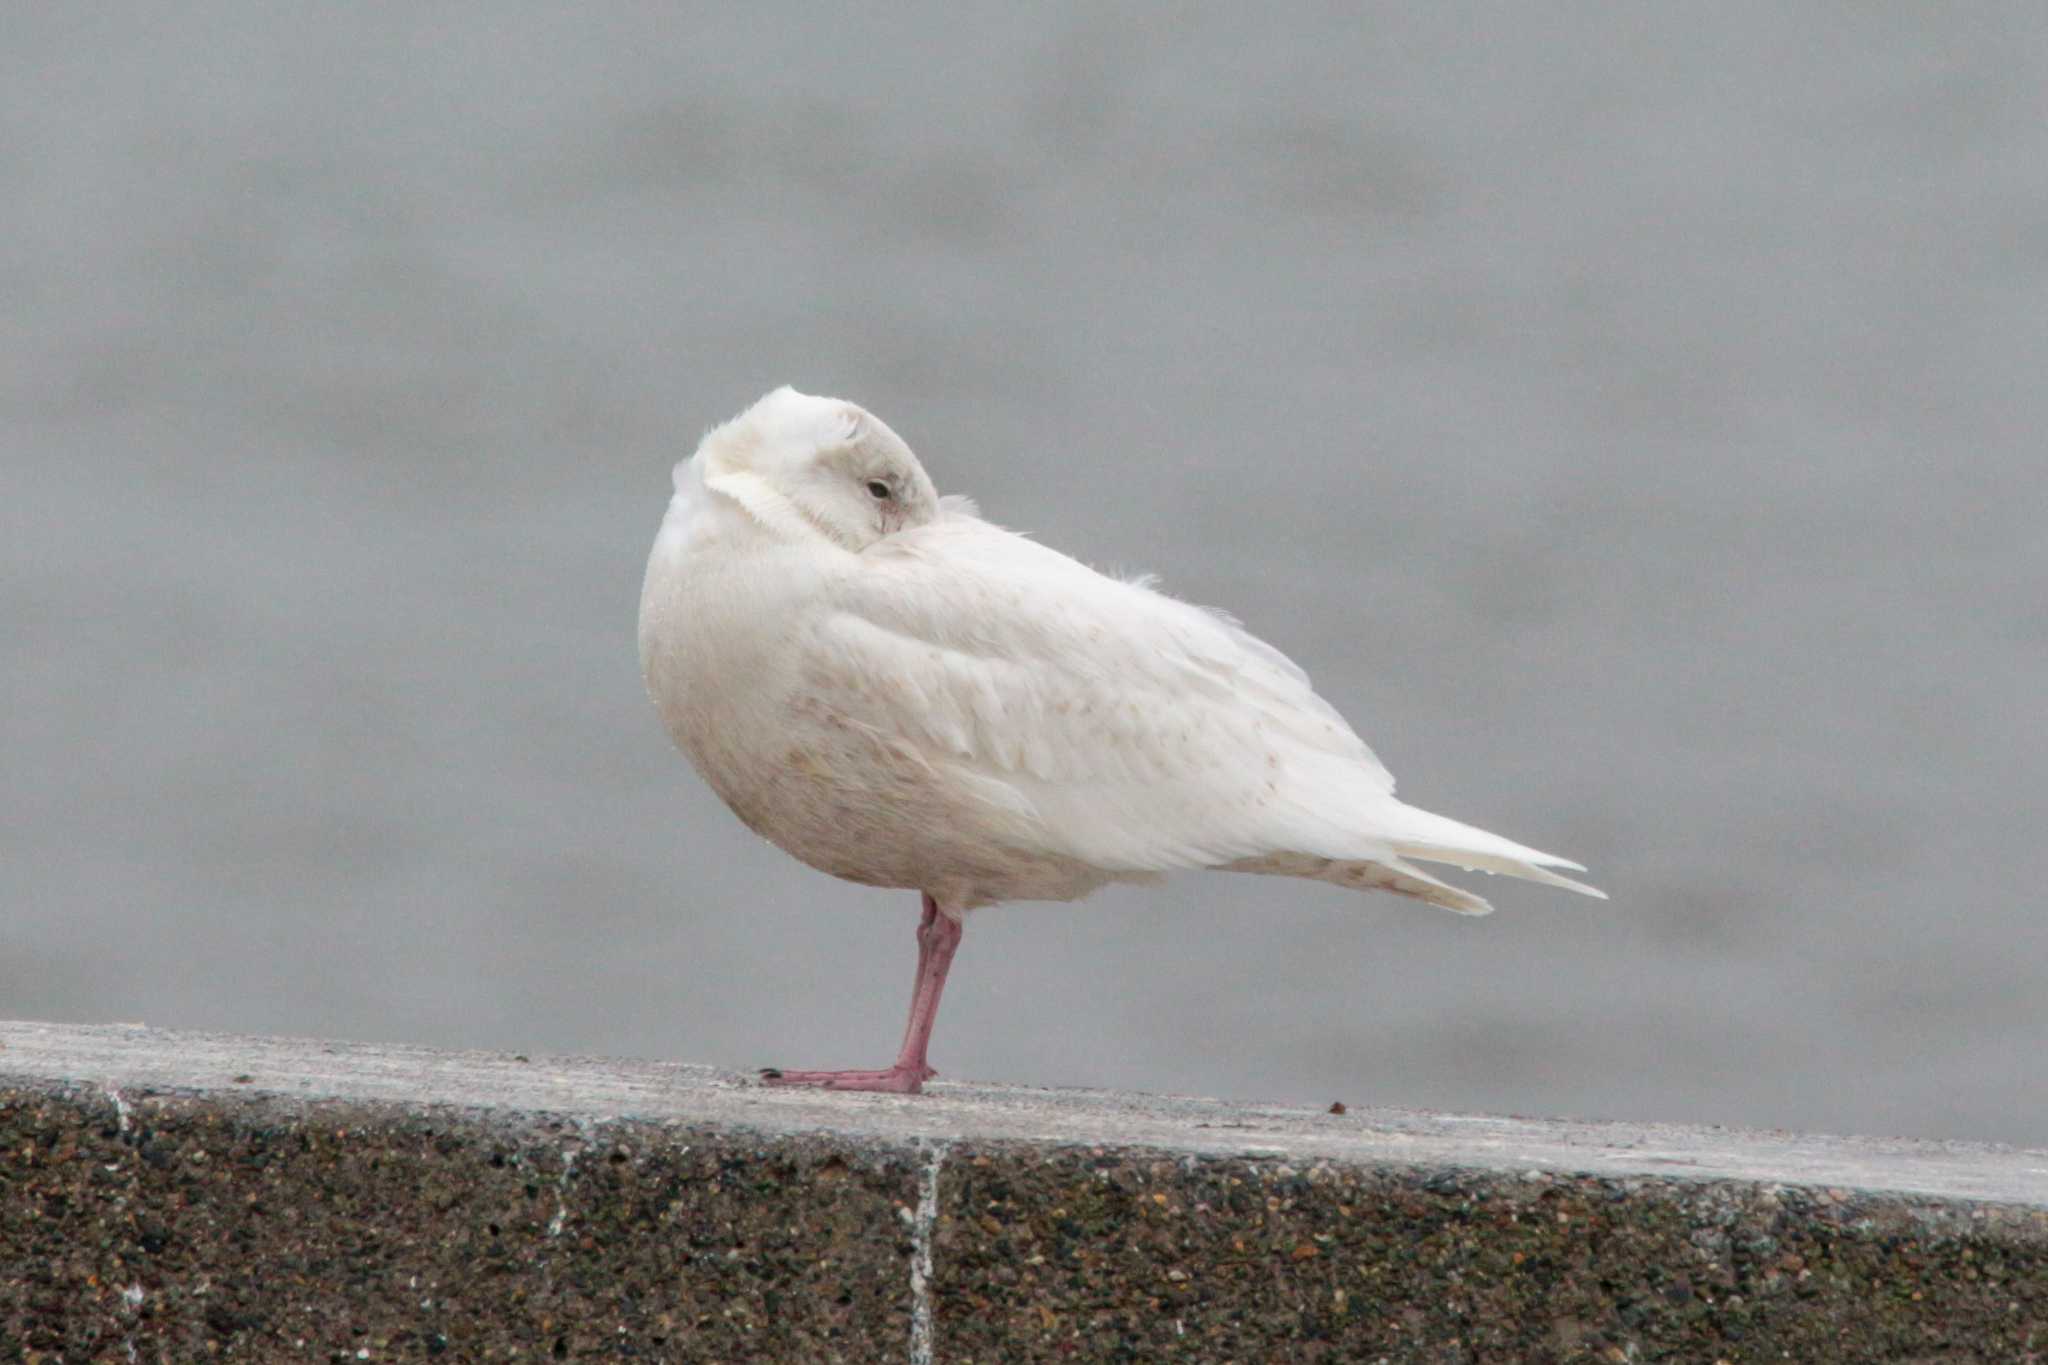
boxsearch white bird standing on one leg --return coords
[638,387,1603,1094]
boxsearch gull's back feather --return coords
[804,504,1600,910]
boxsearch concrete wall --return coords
[3,1021,2043,1362]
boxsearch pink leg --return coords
[761,892,962,1094]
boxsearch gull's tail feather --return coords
[1395,845,1607,900]
[1225,793,1601,916]
[1222,851,1497,915]
[1367,799,1608,902]
[1350,856,1497,916]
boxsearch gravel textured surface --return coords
[3,1021,2043,1361]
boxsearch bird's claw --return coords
[756,1063,934,1093]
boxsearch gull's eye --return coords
[866,480,892,500]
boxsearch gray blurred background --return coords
[6,7,2044,1144]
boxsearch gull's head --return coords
[693,387,940,550]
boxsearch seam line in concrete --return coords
[106,1085,133,1134]
[909,1140,948,1365]
[548,1143,582,1240]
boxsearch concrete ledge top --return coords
[5,1019,2044,1210]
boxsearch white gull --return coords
[638,387,1603,1093]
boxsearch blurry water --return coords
[6,7,2045,1142]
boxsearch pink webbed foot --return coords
[759,1064,936,1094]
[759,893,963,1097]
